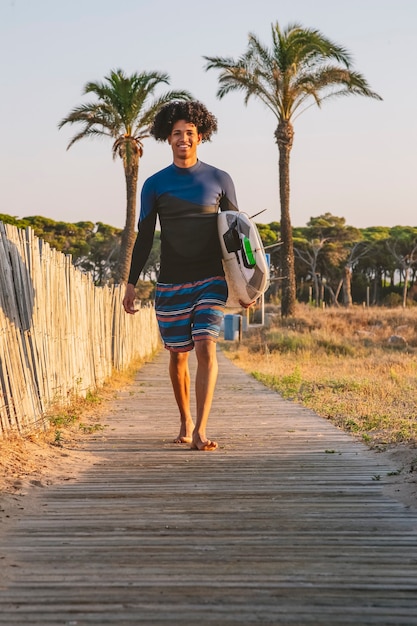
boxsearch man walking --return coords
[123,100,239,451]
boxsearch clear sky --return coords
[1,0,416,230]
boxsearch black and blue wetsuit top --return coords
[128,160,238,284]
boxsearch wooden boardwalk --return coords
[1,349,417,625]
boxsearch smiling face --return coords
[167,120,202,167]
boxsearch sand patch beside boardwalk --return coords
[0,431,97,492]
[0,428,99,530]
[378,443,417,510]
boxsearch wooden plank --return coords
[0,350,416,625]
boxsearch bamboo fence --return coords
[0,222,160,437]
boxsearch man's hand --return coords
[123,283,139,314]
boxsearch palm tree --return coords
[59,69,191,283]
[204,22,382,316]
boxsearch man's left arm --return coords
[219,172,257,309]
[219,171,239,212]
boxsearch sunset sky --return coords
[1,0,416,230]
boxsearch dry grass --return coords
[221,305,417,448]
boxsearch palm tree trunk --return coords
[117,156,139,283]
[275,120,296,317]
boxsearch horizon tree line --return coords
[2,212,416,309]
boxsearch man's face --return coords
[168,120,202,164]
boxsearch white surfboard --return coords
[218,211,270,308]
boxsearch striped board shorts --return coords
[155,276,228,352]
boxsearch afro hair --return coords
[150,100,218,142]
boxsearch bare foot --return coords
[173,420,194,444]
[190,439,218,451]
[173,435,192,444]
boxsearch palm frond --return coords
[283,25,352,68]
[66,127,112,150]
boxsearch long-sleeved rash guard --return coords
[128,160,238,284]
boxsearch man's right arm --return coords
[123,214,156,314]
[127,211,157,286]
[123,179,157,314]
